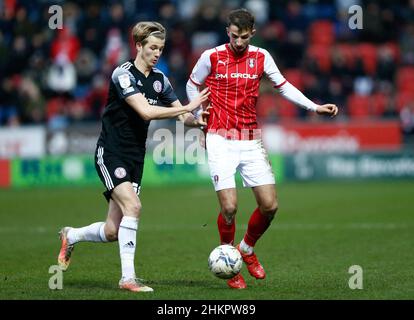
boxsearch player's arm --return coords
[125,89,209,121]
[185,50,212,121]
[155,71,209,127]
[277,82,338,117]
[177,78,211,127]
[263,50,338,117]
[112,66,209,120]
[176,101,210,127]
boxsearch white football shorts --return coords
[205,132,275,191]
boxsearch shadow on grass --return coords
[145,278,226,290]
[65,278,227,291]
[63,279,117,291]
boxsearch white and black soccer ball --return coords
[208,244,243,279]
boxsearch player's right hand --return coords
[316,104,339,118]
[186,87,210,112]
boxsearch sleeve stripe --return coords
[189,77,201,86]
[273,80,287,88]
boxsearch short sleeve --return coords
[111,66,140,99]
[189,50,212,86]
[159,74,178,105]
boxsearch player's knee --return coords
[124,202,142,218]
[221,203,237,218]
[106,230,118,242]
[260,201,278,217]
[104,224,119,242]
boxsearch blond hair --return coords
[131,21,166,46]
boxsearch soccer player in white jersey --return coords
[187,8,338,289]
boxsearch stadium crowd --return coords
[1,0,414,137]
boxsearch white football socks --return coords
[118,216,139,280]
[239,239,254,255]
[67,222,108,245]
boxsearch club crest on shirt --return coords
[118,73,131,89]
[114,167,127,179]
[153,80,162,93]
[249,58,255,68]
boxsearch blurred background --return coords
[1,0,414,300]
[1,0,414,187]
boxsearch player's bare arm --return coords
[125,88,209,121]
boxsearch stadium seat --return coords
[309,20,334,46]
[335,43,356,68]
[371,93,388,116]
[396,66,414,93]
[347,94,371,118]
[396,91,414,112]
[307,44,332,73]
[357,43,377,75]
[256,93,278,119]
[379,42,400,64]
[284,69,303,90]
[276,96,298,119]
[46,98,64,120]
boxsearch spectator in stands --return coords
[401,102,414,135]
[46,54,77,95]
[400,23,414,65]
[0,0,412,128]
[50,27,80,63]
[0,77,21,126]
[78,2,106,56]
[18,76,46,124]
[281,1,307,68]
[377,46,397,82]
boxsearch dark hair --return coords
[227,8,255,31]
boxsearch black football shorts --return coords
[94,145,144,202]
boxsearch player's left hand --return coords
[316,104,338,118]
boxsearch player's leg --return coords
[241,184,278,255]
[111,181,153,292]
[233,184,277,280]
[217,188,248,289]
[102,199,123,241]
[64,202,119,245]
[216,189,247,289]
[57,201,120,271]
[237,140,277,279]
[206,133,239,245]
[216,188,237,245]
[205,133,246,288]
[57,147,123,271]
[240,184,278,254]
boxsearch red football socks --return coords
[244,207,271,247]
[217,213,235,245]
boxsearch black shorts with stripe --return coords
[94,145,144,202]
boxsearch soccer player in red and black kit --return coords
[187,9,338,289]
[57,21,209,293]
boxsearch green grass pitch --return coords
[0,180,413,300]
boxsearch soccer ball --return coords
[208,244,243,279]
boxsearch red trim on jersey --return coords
[273,80,287,88]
